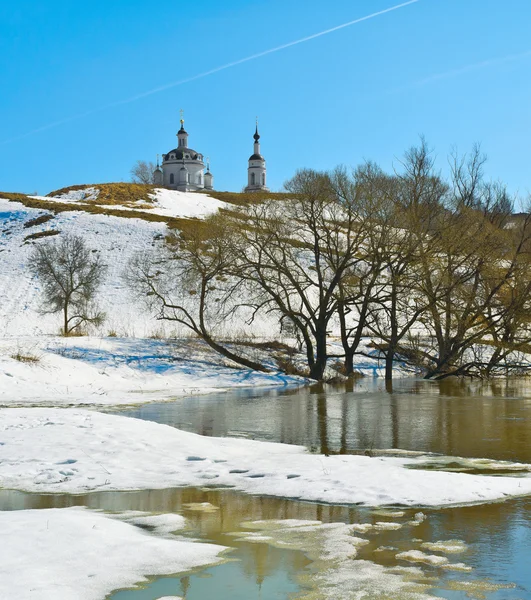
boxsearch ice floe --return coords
[0,506,225,600]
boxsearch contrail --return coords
[1,0,420,145]
[390,48,531,93]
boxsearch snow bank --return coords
[2,408,531,507]
[147,188,229,218]
[0,337,302,406]
[0,506,225,600]
[47,186,100,202]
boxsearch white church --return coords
[153,115,269,193]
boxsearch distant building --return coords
[153,114,268,193]
[244,123,269,193]
[154,113,213,192]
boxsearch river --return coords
[3,377,531,598]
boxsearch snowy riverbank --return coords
[0,336,304,406]
[2,407,531,507]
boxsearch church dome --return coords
[164,148,203,161]
[249,153,264,160]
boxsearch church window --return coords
[251,173,255,185]
[170,173,174,184]
[261,173,265,185]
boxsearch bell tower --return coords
[245,119,268,192]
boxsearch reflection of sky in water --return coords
[109,550,301,600]
[427,499,531,599]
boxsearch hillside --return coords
[0,183,412,389]
[0,185,313,406]
[0,184,281,337]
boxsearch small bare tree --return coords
[28,235,106,335]
[130,160,156,185]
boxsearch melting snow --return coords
[0,507,225,600]
[2,408,531,507]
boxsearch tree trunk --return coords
[202,333,270,373]
[309,324,328,380]
[385,350,394,382]
[317,395,329,455]
[344,349,355,376]
[63,305,68,336]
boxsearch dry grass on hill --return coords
[24,230,60,242]
[48,183,156,209]
[1,188,208,235]
[1,184,295,236]
[202,190,293,206]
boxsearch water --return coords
[2,485,530,598]
[110,377,531,598]
[4,377,531,598]
[116,377,531,461]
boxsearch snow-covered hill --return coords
[0,188,415,383]
[0,189,229,337]
[0,189,307,405]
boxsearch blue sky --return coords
[1,0,531,202]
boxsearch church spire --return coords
[177,108,188,148]
[253,118,261,155]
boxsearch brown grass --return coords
[0,192,31,203]
[10,351,41,364]
[200,190,295,206]
[24,214,54,228]
[24,229,61,242]
[48,183,157,208]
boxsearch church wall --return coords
[247,159,266,189]
[163,161,205,190]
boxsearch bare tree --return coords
[130,160,156,185]
[28,235,106,335]
[365,142,448,380]
[334,163,397,376]
[125,217,269,372]
[225,169,371,380]
[415,198,520,378]
[481,208,531,375]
